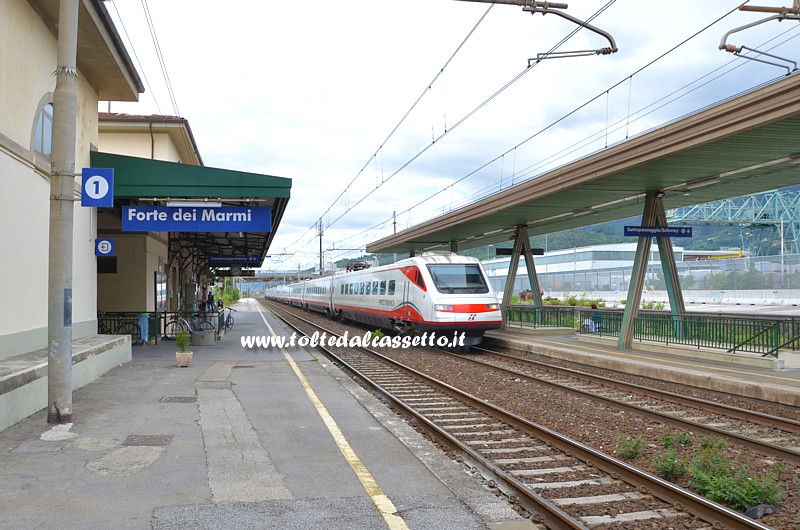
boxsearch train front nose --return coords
[433,300,502,326]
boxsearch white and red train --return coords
[265,253,502,346]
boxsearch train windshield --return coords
[426,264,490,294]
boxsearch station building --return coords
[95,113,202,314]
[0,0,143,359]
[484,243,799,304]
[0,0,291,430]
[483,243,682,294]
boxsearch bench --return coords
[0,335,131,432]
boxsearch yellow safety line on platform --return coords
[533,338,800,384]
[256,305,410,530]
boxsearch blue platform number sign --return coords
[95,238,114,257]
[81,168,114,207]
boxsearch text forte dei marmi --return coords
[126,207,253,223]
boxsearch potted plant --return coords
[175,329,192,367]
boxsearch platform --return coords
[0,299,530,530]
[485,326,800,407]
[0,334,131,432]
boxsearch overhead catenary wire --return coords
[355,1,760,247]
[322,1,616,227]
[276,1,617,268]
[276,1,797,270]
[276,5,496,262]
[140,0,180,117]
[107,1,197,165]
[323,1,791,261]
[109,1,163,115]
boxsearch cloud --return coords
[103,0,800,269]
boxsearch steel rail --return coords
[477,346,800,433]
[266,303,583,528]
[264,301,771,530]
[465,346,800,467]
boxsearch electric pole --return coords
[47,0,79,424]
[318,220,324,275]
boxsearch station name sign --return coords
[624,226,692,238]
[208,256,261,266]
[122,206,271,232]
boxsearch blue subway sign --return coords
[624,226,692,238]
[122,206,271,232]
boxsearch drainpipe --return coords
[47,0,79,424]
[149,121,154,159]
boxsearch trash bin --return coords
[138,313,150,344]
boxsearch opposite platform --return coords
[485,326,800,407]
[0,299,530,530]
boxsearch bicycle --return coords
[164,312,216,339]
[97,311,142,343]
[222,307,237,333]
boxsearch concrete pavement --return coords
[0,299,530,530]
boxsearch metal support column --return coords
[654,198,686,320]
[500,226,543,327]
[450,240,459,253]
[618,192,659,349]
[519,226,543,308]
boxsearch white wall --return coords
[0,0,102,358]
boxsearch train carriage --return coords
[266,252,502,346]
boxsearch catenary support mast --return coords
[47,0,79,424]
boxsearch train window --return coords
[349,284,354,295]
[366,282,372,295]
[360,282,365,294]
[379,281,386,295]
[388,280,395,295]
[372,281,378,294]
[414,270,425,289]
[426,264,490,294]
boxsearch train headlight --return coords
[434,304,453,311]
[487,303,499,310]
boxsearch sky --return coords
[102,0,800,271]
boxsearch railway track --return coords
[264,301,770,529]
[457,346,800,467]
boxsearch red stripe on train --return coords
[450,304,499,313]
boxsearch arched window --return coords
[33,102,53,158]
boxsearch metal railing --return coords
[577,308,800,358]
[97,311,160,345]
[504,305,576,329]
[160,311,223,339]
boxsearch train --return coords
[265,252,503,347]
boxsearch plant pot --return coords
[191,330,215,346]
[176,351,193,367]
